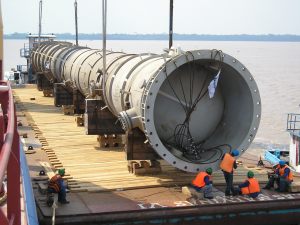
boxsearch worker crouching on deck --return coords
[48,168,69,204]
[237,171,261,198]
[263,160,293,192]
[220,149,239,196]
[191,168,214,199]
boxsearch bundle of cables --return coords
[165,50,231,163]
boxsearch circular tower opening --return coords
[143,50,261,172]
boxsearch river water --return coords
[3,39,300,151]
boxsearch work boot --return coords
[204,196,213,199]
[46,195,54,207]
[262,186,271,190]
[59,200,70,204]
[232,191,238,196]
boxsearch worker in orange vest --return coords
[47,168,69,204]
[263,160,293,192]
[238,171,261,198]
[191,168,213,199]
[220,149,239,196]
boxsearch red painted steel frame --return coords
[0,81,21,225]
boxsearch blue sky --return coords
[2,0,300,35]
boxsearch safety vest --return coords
[220,153,235,173]
[278,165,293,181]
[241,178,260,195]
[192,172,211,188]
[48,174,62,192]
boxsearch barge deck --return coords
[13,85,300,225]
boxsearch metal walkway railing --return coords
[20,43,30,58]
[20,142,39,225]
[0,81,21,225]
[287,113,300,135]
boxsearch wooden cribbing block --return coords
[43,89,53,97]
[84,99,124,135]
[71,188,87,193]
[53,164,63,169]
[97,134,124,149]
[182,186,203,199]
[48,156,58,159]
[53,83,73,107]
[62,105,74,115]
[75,114,84,127]
[49,159,60,163]
[289,182,300,193]
[128,160,161,175]
[126,128,159,160]
[51,164,63,167]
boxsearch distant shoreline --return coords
[4,33,300,42]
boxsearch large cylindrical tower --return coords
[31,43,261,173]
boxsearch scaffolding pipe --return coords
[38,0,42,48]
[102,0,108,103]
[74,0,78,46]
[169,0,173,49]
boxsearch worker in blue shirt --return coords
[263,160,293,192]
